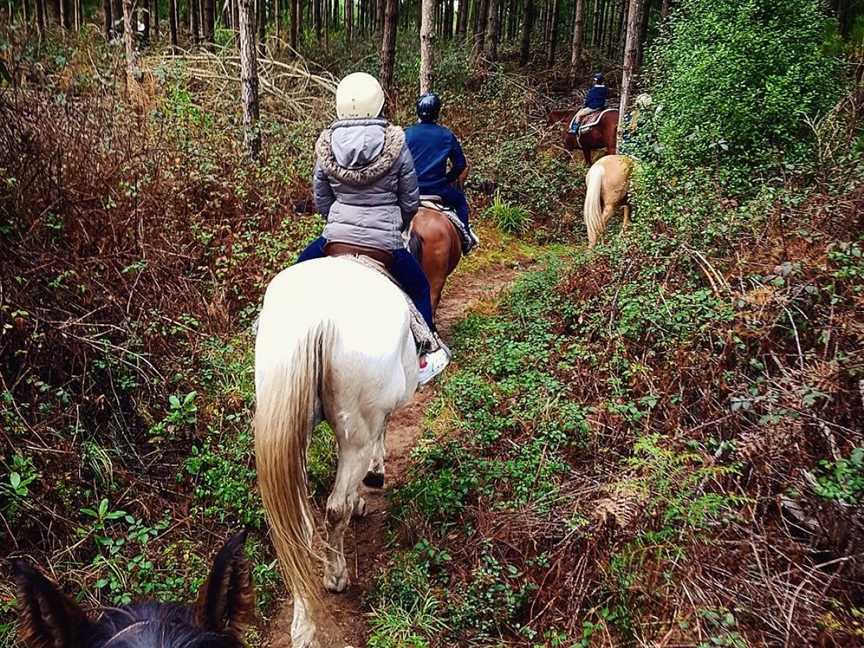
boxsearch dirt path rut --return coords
[266,253,530,648]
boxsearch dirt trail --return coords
[266,258,529,648]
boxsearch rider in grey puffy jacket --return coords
[295,73,450,385]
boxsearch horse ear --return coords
[10,560,92,648]
[195,530,256,638]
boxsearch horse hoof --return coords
[353,497,367,518]
[323,569,349,593]
[363,471,385,489]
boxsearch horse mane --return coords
[92,603,242,647]
[546,109,577,126]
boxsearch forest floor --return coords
[265,223,544,647]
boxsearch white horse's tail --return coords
[254,321,333,606]
[584,162,605,247]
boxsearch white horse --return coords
[254,256,418,647]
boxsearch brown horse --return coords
[410,207,462,314]
[548,107,620,166]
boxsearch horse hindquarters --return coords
[584,162,606,247]
[255,259,416,648]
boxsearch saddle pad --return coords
[341,254,438,353]
[579,107,618,132]
[419,200,472,250]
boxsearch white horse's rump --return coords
[254,257,418,647]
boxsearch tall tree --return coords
[380,0,398,97]
[190,0,200,43]
[471,0,488,66]
[153,0,160,37]
[291,0,299,48]
[619,0,642,123]
[346,0,354,43]
[660,0,668,20]
[545,0,559,66]
[169,0,179,52]
[35,0,47,38]
[519,0,532,65]
[456,0,468,39]
[141,1,150,42]
[419,0,435,93]
[121,0,137,78]
[204,0,215,44]
[484,0,500,60]
[103,0,113,37]
[314,0,322,41]
[569,0,584,85]
[238,0,261,159]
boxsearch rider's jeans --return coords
[296,236,436,332]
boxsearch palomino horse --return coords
[584,154,634,247]
[254,257,420,647]
[548,107,620,166]
[12,531,255,648]
[410,206,462,314]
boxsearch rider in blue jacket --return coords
[405,93,479,253]
[569,72,608,134]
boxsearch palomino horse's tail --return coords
[584,162,605,247]
[254,322,333,606]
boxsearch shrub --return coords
[646,0,841,186]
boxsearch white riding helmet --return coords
[335,72,386,120]
[635,93,654,109]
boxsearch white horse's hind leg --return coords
[291,596,316,648]
[363,414,389,489]
[323,410,380,592]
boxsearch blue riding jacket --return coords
[585,85,608,110]
[404,122,467,194]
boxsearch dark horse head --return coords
[10,531,255,648]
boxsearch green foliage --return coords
[1,452,38,520]
[813,448,864,505]
[148,391,198,442]
[483,191,531,235]
[646,0,841,185]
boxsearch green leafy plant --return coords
[149,391,198,442]
[483,191,531,235]
[813,448,864,505]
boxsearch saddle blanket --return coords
[420,197,473,250]
[569,107,618,135]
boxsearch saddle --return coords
[418,195,473,253]
[323,243,438,353]
[570,107,618,134]
[324,242,393,269]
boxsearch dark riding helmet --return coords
[416,93,442,123]
[592,72,604,84]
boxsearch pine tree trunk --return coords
[376,0,383,33]
[142,2,150,42]
[619,0,642,124]
[419,0,434,93]
[314,0,321,40]
[103,0,113,37]
[659,0,668,20]
[190,0,200,43]
[35,0,47,37]
[153,0,159,38]
[169,0,178,51]
[545,0,558,66]
[204,0,214,42]
[380,0,398,97]
[346,0,353,44]
[122,0,137,77]
[568,0,583,85]
[637,0,650,66]
[519,0,531,65]
[471,0,488,65]
[238,0,261,159]
[455,0,467,39]
[256,0,265,51]
[290,0,298,48]
[483,0,499,60]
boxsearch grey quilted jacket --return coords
[314,118,420,251]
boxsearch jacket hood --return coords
[316,119,405,186]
